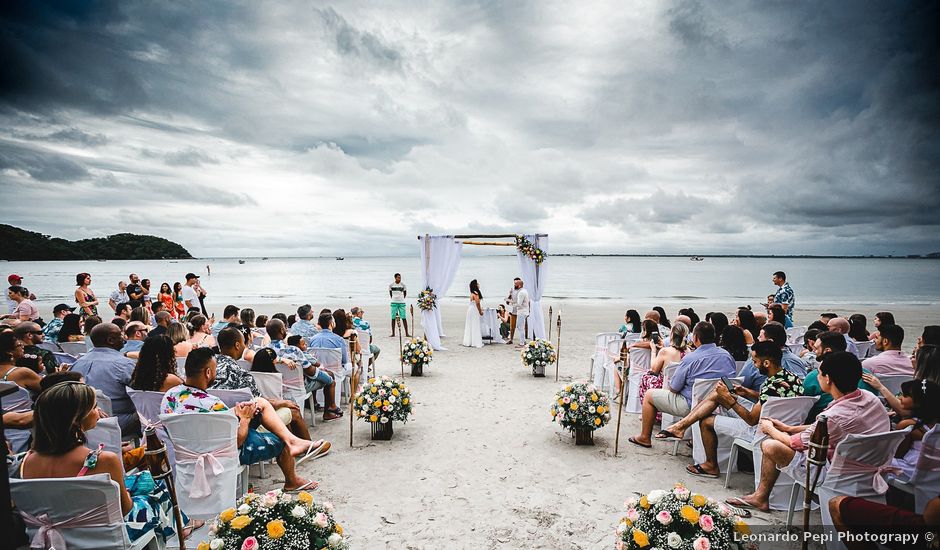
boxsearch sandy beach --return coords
[234,302,938,548]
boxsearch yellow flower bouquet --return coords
[199,489,346,550]
[353,375,413,439]
[401,337,433,376]
[551,382,610,444]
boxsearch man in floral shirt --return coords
[771,271,795,328]
[41,303,74,341]
[657,340,803,478]
[161,347,321,491]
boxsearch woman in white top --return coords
[462,279,484,348]
[187,315,216,348]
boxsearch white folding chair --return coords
[658,363,682,429]
[206,388,254,408]
[53,351,79,367]
[2,382,32,453]
[590,332,622,386]
[356,329,373,378]
[786,326,806,343]
[250,372,283,401]
[86,416,124,470]
[679,376,743,457]
[274,360,314,427]
[58,341,87,358]
[886,425,940,514]
[853,340,874,360]
[159,412,243,520]
[251,335,264,349]
[236,359,252,370]
[786,428,910,549]
[624,347,652,413]
[310,347,346,406]
[175,357,187,376]
[724,396,818,489]
[94,389,113,416]
[12,474,159,550]
[36,341,61,352]
[734,361,747,376]
[874,374,910,397]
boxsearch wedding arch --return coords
[417,233,548,350]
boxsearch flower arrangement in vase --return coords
[353,376,413,440]
[521,338,556,377]
[550,383,610,445]
[198,489,346,550]
[401,337,433,376]
[616,484,751,550]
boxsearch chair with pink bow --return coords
[624,347,652,413]
[887,424,940,513]
[589,332,623,391]
[785,427,911,549]
[159,412,242,521]
[86,416,124,469]
[12,473,160,549]
[2,382,32,453]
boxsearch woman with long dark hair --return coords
[74,273,98,319]
[709,312,729,343]
[869,311,895,342]
[734,308,759,345]
[620,309,642,335]
[848,314,870,342]
[57,313,84,343]
[172,282,185,318]
[719,325,750,361]
[158,283,175,319]
[130,335,183,392]
[768,304,787,326]
[653,306,670,329]
[462,279,484,348]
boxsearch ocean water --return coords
[4,256,939,313]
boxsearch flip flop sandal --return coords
[725,497,765,514]
[654,429,682,440]
[627,437,652,449]
[295,442,320,466]
[686,463,719,478]
[723,502,753,519]
[285,480,319,493]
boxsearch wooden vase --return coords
[532,363,545,377]
[574,428,594,446]
[371,421,394,440]
[411,362,423,376]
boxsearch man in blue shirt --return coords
[772,271,795,328]
[73,323,139,436]
[629,322,736,448]
[288,304,319,345]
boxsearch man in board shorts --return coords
[389,273,410,337]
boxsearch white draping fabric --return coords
[516,235,547,339]
[21,502,117,550]
[173,442,238,498]
[419,236,463,350]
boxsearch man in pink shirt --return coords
[727,352,889,512]
[862,324,913,377]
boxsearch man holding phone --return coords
[657,340,803,478]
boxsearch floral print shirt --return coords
[161,384,229,414]
[759,368,804,403]
[209,354,260,398]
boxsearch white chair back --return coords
[2,383,33,453]
[821,428,911,498]
[251,335,264,348]
[159,412,240,520]
[236,359,252,370]
[590,332,623,389]
[58,341,87,358]
[905,425,940,514]
[853,340,874,360]
[623,346,652,413]
[250,372,283,400]
[94,389,113,416]
[274,361,309,408]
[127,388,176,468]
[310,347,344,376]
[53,351,79,366]
[761,396,818,428]
[658,362,683,428]
[735,360,747,375]
[12,474,143,550]
[36,341,61,352]
[206,387,254,408]
[175,357,187,376]
[85,416,124,468]
[356,329,372,360]
[875,374,910,397]
[786,326,806,343]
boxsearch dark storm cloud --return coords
[0,141,89,181]
[315,7,403,69]
[163,147,219,167]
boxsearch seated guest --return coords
[167,321,194,359]
[754,311,768,332]
[268,318,340,421]
[0,330,43,392]
[709,312,729,343]
[830,494,939,550]
[113,302,132,324]
[678,308,700,327]
[83,315,102,351]
[820,312,838,324]
[620,309,642,335]
[848,313,870,342]
[351,306,381,361]
[41,303,74,341]
[719,325,750,362]
[149,311,172,338]
[628,322,736,448]
[332,309,359,359]
[736,323,807,398]
[130,306,150,326]
[733,308,759,345]
[211,304,240,336]
[72,323,139,436]
[768,304,787,326]
[129,335,184,392]
[57,313,85,343]
[866,341,940,417]
[804,331,877,420]
[862,324,911,377]
[727,352,889,512]
[891,380,940,480]
[827,316,859,356]
[644,310,670,338]
[3,285,40,324]
[289,304,319,344]
[868,311,895,342]
[807,320,829,333]
[14,321,59,375]
[187,314,216,348]
[657,341,804,477]
[161,348,320,491]
[629,318,664,350]
[150,300,166,325]
[799,328,822,371]
[121,321,149,355]
[10,381,196,543]
[673,314,693,333]
[637,323,690,416]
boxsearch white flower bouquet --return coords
[416,287,437,311]
[521,338,556,375]
[401,337,433,368]
[551,382,610,432]
[353,375,413,425]
[616,484,750,550]
[198,489,346,550]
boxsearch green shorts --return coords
[391,302,407,320]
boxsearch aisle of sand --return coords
[239,302,928,548]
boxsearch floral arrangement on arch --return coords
[416,287,437,311]
[198,489,346,550]
[521,338,556,369]
[616,484,751,550]
[551,382,610,431]
[354,375,413,424]
[401,337,433,368]
[515,235,546,264]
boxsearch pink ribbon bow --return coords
[20,503,114,550]
[173,443,238,499]
[827,454,900,494]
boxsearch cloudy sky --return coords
[1,1,937,257]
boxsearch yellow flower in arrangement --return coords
[369,414,378,423]
[632,529,650,547]
[557,398,564,406]
[267,519,287,538]
[357,397,364,405]
[565,385,572,391]
[402,398,409,405]
[392,388,400,396]
[591,394,598,402]
[335,523,344,535]
[570,403,578,411]
[382,400,389,407]
[370,387,377,394]
[597,406,606,414]
[369,378,376,384]
[298,491,313,505]
[680,505,700,524]
[219,508,236,522]
[197,542,210,550]
[230,515,252,530]
[244,493,256,502]
[639,495,650,509]
[691,494,707,508]
[734,519,750,535]
[594,417,602,426]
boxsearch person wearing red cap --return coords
[6,275,35,314]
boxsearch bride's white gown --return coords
[462,298,484,348]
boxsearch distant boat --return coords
[690,256,704,261]
[262,257,269,260]
[238,260,246,264]
[336,257,344,261]
[96,259,107,262]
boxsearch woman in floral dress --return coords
[637,322,689,421]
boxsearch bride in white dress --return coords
[462,279,484,348]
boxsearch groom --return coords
[506,278,531,346]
